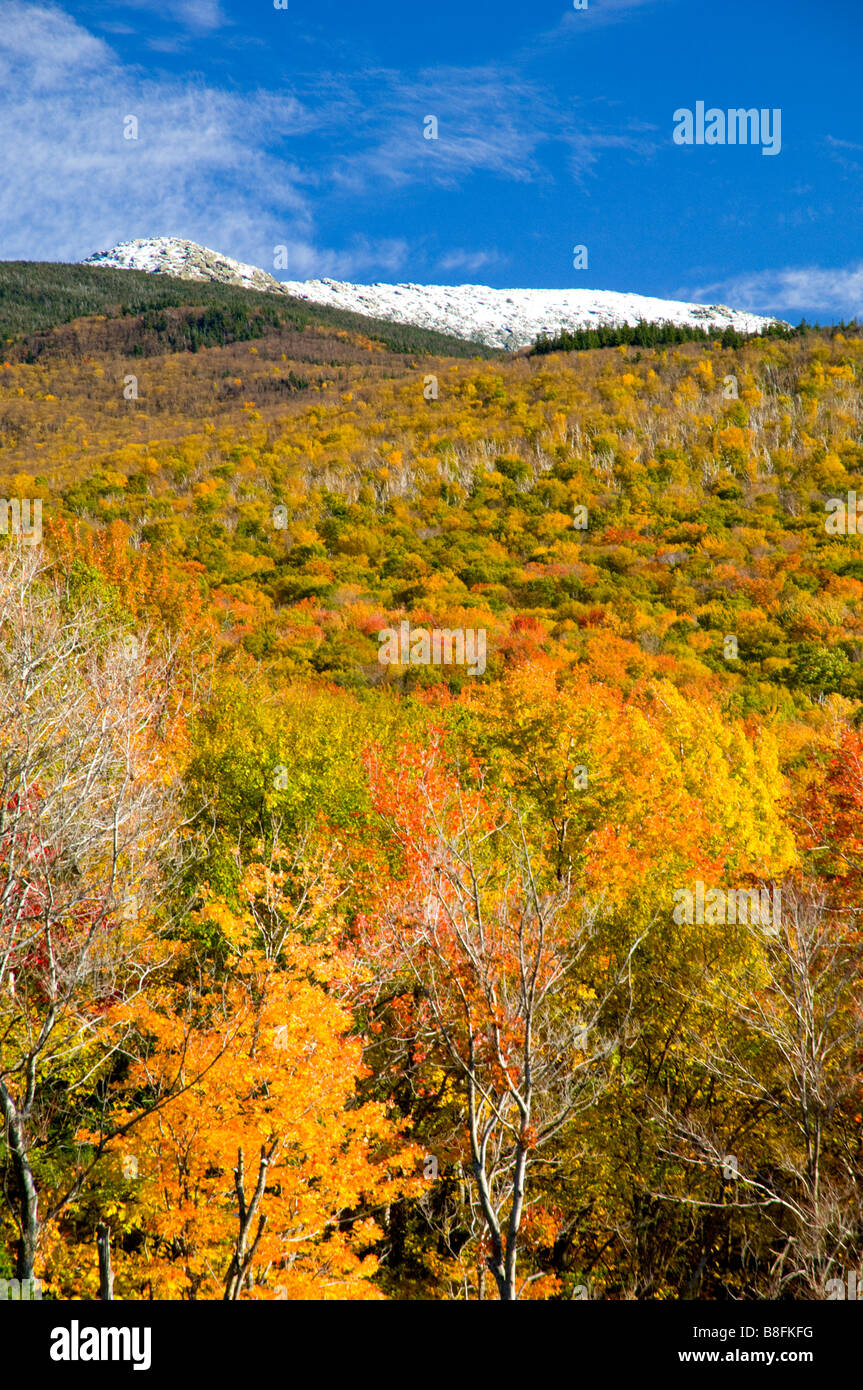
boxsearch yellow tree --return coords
[107,883,418,1300]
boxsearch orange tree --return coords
[353,734,640,1301]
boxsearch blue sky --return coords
[1,0,861,320]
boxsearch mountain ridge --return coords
[82,237,784,351]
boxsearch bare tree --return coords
[0,542,187,1280]
[653,881,863,1298]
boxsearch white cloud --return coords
[0,0,112,88]
[685,263,863,317]
[282,236,410,281]
[437,248,506,275]
[0,2,316,262]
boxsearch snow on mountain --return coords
[279,278,780,349]
[83,237,285,295]
[81,238,782,350]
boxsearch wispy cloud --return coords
[825,136,863,153]
[684,263,863,317]
[533,0,680,48]
[106,0,230,35]
[323,64,655,195]
[825,134,863,177]
[437,248,507,276]
[326,66,557,193]
[561,0,677,28]
[563,124,658,181]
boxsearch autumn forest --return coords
[3,264,863,1303]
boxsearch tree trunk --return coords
[223,1145,273,1300]
[0,1082,39,1282]
[97,1223,114,1300]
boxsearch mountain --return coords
[84,237,285,295]
[82,237,783,350]
[277,280,781,350]
[0,259,496,360]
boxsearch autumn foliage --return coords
[3,298,863,1299]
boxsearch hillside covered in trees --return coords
[2,268,863,1301]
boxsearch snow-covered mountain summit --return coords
[82,238,781,350]
[84,237,285,295]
